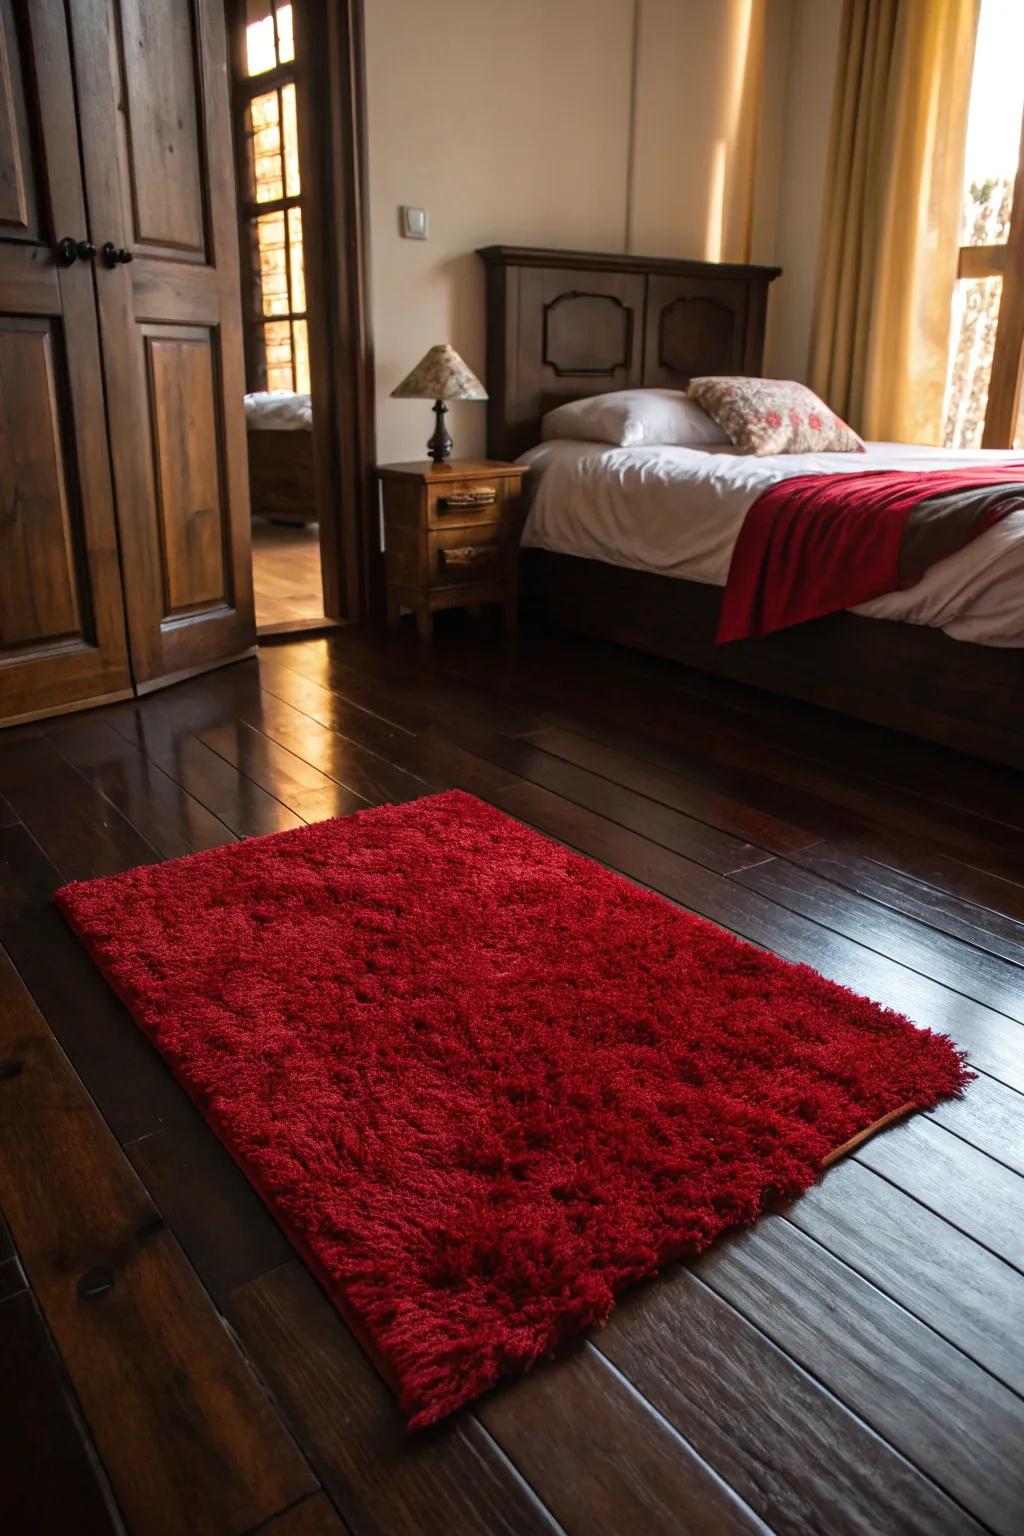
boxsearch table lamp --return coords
[390,344,488,463]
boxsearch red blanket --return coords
[717,463,1024,643]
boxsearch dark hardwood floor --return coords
[1,616,1022,1536]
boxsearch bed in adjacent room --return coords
[244,389,316,525]
[478,245,1024,769]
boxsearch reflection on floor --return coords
[251,517,325,633]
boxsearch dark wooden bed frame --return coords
[247,427,317,525]
[478,244,1023,770]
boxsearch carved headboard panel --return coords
[477,246,780,460]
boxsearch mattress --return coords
[244,390,313,431]
[518,439,1024,647]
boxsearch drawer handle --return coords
[439,544,497,570]
[438,488,497,511]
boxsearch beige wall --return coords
[365,0,634,464]
[763,0,843,380]
[365,0,825,464]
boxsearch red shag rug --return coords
[56,790,969,1427]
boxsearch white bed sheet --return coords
[518,439,1024,647]
[244,390,313,430]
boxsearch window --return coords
[234,2,310,394]
[943,0,1024,448]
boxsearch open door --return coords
[68,0,257,691]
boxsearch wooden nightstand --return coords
[377,459,529,641]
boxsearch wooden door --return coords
[68,0,256,690]
[0,1,132,727]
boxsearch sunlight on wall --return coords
[705,0,764,263]
[630,0,774,266]
[705,141,728,263]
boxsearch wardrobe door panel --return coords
[116,3,206,257]
[0,0,40,237]
[70,0,255,689]
[0,318,83,647]
[0,2,131,727]
[145,327,228,614]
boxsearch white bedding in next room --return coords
[244,391,314,430]
[518,439,1024,647]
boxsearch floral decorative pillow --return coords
[687,377,864,455]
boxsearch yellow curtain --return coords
[809,0,979,442]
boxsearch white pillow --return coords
[541,389,729,448]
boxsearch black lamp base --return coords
[427,399,453,463]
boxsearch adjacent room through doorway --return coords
[231,0,330,634]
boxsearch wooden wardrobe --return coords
[0,0,255,729]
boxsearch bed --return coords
[244,391,316,525]
[477,245,1024,769]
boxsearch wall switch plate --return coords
[399,205,428,240]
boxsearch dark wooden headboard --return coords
[477,245,781,460]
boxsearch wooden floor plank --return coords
[106,691,305,839]
[124,1107,296,1304]
[791,838,1024,965]
[594,1266,987,1536]
[220,670,431,806]
[487,638,1024,883]
[929,1072,1024,1176]
[785,1157,1024,1394]
[696,1218,1024,1536]
[0,1287,123,1536]
[226,1261,565,1536]
[632,638,1024,834]
[197,718,372,822]
[844,829,1024,925]
[0,1252,26,1302]
[267,635,549,741]
[0,734,159,882]
[0,826,194,1142]
[259,658,526,800]
[0,952,317,1536]
[478,1344,769,1536]
[45,716,236,859]
[734,854,1024,1021]
[522,722,822,854]
[856,1116,1024,1272]
[257,1492,352,1535]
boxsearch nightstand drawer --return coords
[377,459,527,640]
[427,478,511,527]
[429,525,506,585]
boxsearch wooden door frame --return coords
[226,0,380,624]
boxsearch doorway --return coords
[227,0,376,636]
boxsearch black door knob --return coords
[56,236,97,266]
[101,241,134,268]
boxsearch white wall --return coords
[364,0,828,464]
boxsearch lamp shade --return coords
[390,343,487,402]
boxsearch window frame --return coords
[230,5,309,394]
[958,104,1024,446]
